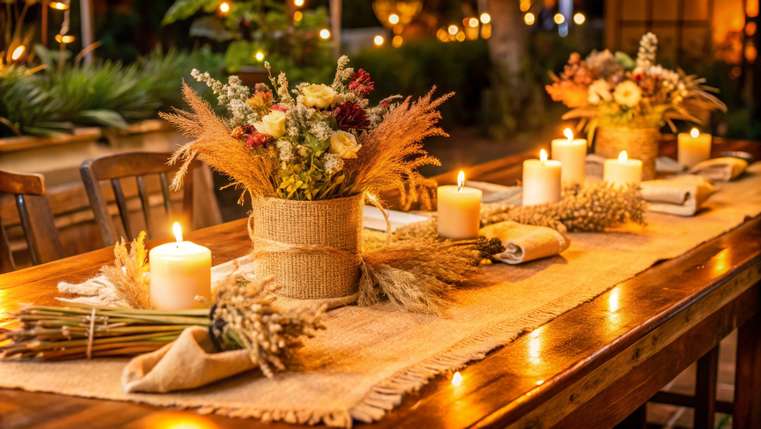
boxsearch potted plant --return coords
[545,33,725,179]
[165,56,450,306]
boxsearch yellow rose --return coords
[613,80,642,108]
[300,84,337,109]
[255,110,286,138]
[329,130,360,159]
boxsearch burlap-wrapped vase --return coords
[250,194,363,305]
[595,126,660,180]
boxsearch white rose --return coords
[329,130,360,159]
[300,84,337,109]
[587,79,612,105]
[613,80,642,108]
[255,110,286,138]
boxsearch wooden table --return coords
[2,139,760,429]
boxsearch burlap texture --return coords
[250,194,363,300]
[595,126,660,180]
[2,164,761,428]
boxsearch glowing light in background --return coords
[319,28,331,40]
[293,10,303,22]
[217,1,231,16]
[479,12,491,25]
[520,0,532,12]
[10,45,26,62]
[293,0,305,7]
[49,1,69,11]
[451,371,463,386]
[524,12,536,26]
[254,50,265,62]
[553,13,566,25]
[373,34,385,47]
[573,12,586,25]
[55,34,76,44]
[392,35,404,48]
[467,17,479,28]
[388,13,400,25]
[447,24,459,36]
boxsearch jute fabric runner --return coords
[2,164,761,427]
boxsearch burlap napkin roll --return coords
[640,175,717,217]
[480,221,570,264]
[689,157,748,182]
[122,327,256,393]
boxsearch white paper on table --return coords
[362,206,430,232]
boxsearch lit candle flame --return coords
[563,127,574,140]
[539,149,548,162]
[457,170,465,192]
[172,222,183,243]
[451,371,463,386]
[618,150,628,162]
[690,128,700,138]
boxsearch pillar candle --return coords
[149,222,212,310]
[678,128,712,168]
[437,171,482,239]
[522,149,562,206]
[551,128,587,186]
[603,151,642,186]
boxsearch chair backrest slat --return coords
[80,151,221,246]
[0,170,64,273]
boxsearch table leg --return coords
[694,345,719,429]
[734,311,761,429]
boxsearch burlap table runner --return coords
[2,163,761,427]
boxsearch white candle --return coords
[551,128,587,186]
[437,171,482,239]
[678,128,712,168]
[522,149,562,206]
[149,222,212,310]
[604,151,643,186]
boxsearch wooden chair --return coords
[0,170,64,272]
[80,151,221,246]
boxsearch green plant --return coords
[0,66,72,136]
[162,0,333,83]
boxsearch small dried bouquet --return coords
[165,55,450,204]
[546,32,725,134]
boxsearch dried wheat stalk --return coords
[100,231,152,309]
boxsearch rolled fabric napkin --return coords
[122,326,256,393]
[640,175,717,217]
[480,221,570,264]
[689,157,748,182]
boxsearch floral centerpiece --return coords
[163,56,451,304]
[546,32,725,178]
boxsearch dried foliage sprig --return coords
[359,238,481,315]
[480,182,646,232]
[100,231,152,309]
[344,89,453,204]
[2,275,324,370]
[162,83,277,198]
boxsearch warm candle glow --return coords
[50,1,69,10]
[451,371,463,386]
[618,150,628,162]
[319,28,331,40]
[690,128,700,138]
[172,222,183,243]
[457,170,465,191]
[563,128,574,140]
[539,149,549,162]
[218,1,231,15]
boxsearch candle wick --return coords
[457,182,463,192]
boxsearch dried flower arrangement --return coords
[546,32,725,134]
[1,275,324,372]
[164,55,451,203]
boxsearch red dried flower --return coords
[246,132,270,149]
[348,69,375,96]
[271,104,288,112]
[333,101,370,131]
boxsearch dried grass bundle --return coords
[345,89,454,204]
[161,83,276,198]
[359,238,480,314]
[100,231,151,309]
